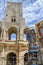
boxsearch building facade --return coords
[35,20,43,47]
[35,20,43,64]
[0,2,29,65]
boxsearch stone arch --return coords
[5,51,17,58]
[8,27,17,40]
[6,25,18,31]
[24,53,28,65]
[23,27,29,41]
[6,52,17,65]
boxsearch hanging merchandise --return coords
[27,29,36,43]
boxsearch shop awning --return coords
[31,45,39,49]
[28,50,39,53]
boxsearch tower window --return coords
[14,19,16,22]
[11,19,16,22]
[11,19,13,22]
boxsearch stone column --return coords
[5,30,8,40]
[0,57,3,65]
[1,57,6,65]
[0,45,6,65]
[1,30,2,39]
[17,55,19,65]
[0,56,6,65]
[0,32,1,38]
[18,52,24,65]
[17,28,19,40]
[4,30,6,40]
[1,29,6,40]
[2,29,8,40]
[20,28,24,40]
[1,30,4,39]
[13,53,24,65]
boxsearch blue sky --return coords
[0,0,43,27]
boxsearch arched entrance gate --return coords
[6,52,16,65]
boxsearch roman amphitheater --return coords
[0,2,29,65]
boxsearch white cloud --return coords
[23,0,43,26]
[0,0,43,27]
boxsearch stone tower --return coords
[0,2,29,65]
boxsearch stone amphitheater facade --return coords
[0,2,29,65]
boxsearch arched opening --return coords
[10,33,16,40]
[24,53,28,65]
[24,28,29,41]
[8,27,17,40]
[23,34,27,41]
[6,52,16,65]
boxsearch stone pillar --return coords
[1,29,6,40]
[3,29,8,40]
[18,52,24,65]
[5,30,8,40]
[0,32,1,38]
[17,28,19,40]
[20,28,24,40]
[0,57,3,65]
[19,56,24,65]
[0,45,6,65]
[4,30,6,40]
[2,57,6,65]
[0,57,6,65]
[1,30,2,39]
[1,30,4,39]
[17,55,19,65]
